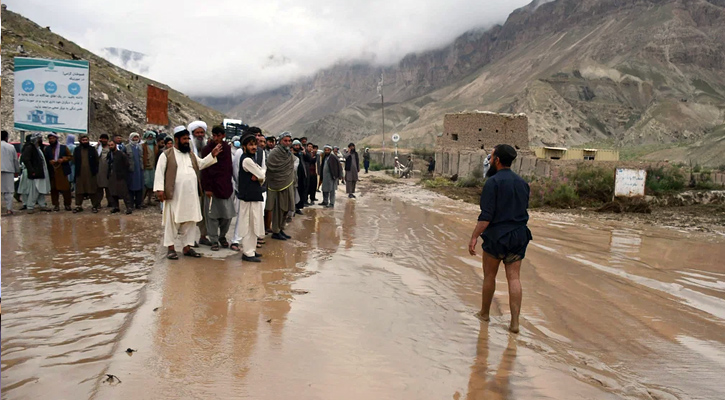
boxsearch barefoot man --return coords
[468,144,532,333]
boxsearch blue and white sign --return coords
[14,57,90,135]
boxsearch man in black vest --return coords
[236,134,266,262]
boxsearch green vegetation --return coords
[369,161,393,171]
[567,165,615,204]
[691,78,722,98]
[645,166,686,195]
[421,177,454,189]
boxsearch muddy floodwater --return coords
[2,178,724,399]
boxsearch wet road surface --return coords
[2,178,724,399]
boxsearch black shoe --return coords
[65,206,72,211]
[111,208,120,214]
[199,237,213,246]
[92,207,99,213]
[254,252,263,258]
[304,202,312,206]
[271,233,287,241]
[319,202,328,206]
[280,231,291,239]
[348,194,354,198]
[125,209,133,215]
[242,254,262,262]
[351,194,357,198]
[53,205,60,212]
[295,209,303,215]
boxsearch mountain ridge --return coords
[201,0,725,163]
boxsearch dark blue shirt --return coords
[478,169,530,242]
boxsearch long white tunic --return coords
[237,157,266,239]
[154,149,217,225]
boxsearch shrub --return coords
[369,161,392,171]
[456,175,485,187]
[545,183,580,208]
[646,166,686,195]
[421,177,454,189]
[567,164,614,205]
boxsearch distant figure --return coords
[107,140,132,215]
[44,132,73,211]
[363,148,370,174]
[344,143,360,198]
[1,130,21,215]
[19,133,51,213]
[17,44,25,54]
[73,134,100,213]
[320,145,341,208]
[427,157,435,174]
[468,144,532,334]
[402,155,413,178]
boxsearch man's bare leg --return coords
[504,260,522,333]
[478,252,501,321]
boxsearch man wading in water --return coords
[468,144,532,333]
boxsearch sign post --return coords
[14,57,90,135]
[146,85,169,126]
[614,168,647,198]
[392,133,400,156]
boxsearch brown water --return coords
[2,180,724,400]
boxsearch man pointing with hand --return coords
[155,126,223,260]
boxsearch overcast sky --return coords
[5,0,531,97]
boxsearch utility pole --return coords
[378,71,385,166]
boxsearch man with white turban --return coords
[154,126,222,259]
[187,120,211,245]
[188,121,208,158]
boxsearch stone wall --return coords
[438,112,529,152]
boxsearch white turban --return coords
[187,121,207,133]
[129,132,140,141]
[173,125,187,134]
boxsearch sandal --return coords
[219,237,229,248]
[256,243,263,248]
[257,239,266,245]
[73,207,83,213]
[229,243,240,252]
[92,208,99,213]
[183,248,202,258]
[210,243,220,251]
[166,250,179,260]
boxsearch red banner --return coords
[146,85,169,125]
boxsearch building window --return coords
[584,156,595,161]
[452,134,458,141]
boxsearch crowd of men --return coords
[1,124,363,263]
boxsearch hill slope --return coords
[1,8,225,141]
[206,0,725,155]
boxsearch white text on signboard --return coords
[615,168,647,197]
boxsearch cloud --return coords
[5,0,531,97]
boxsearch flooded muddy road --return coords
[2,176,724,399]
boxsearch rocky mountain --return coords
[204,0,725,164]
[1,7,224,141]
[100,47,150,75]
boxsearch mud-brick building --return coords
[438,111,529,152]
